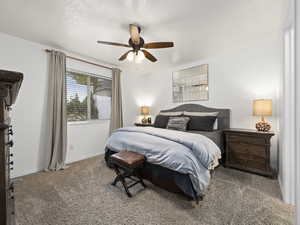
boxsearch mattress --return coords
[186,130,223,151]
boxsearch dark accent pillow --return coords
[167,117,190,131]
[187,116,217,131]
[153,115,170,128]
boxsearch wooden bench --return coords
[109,152,146,197]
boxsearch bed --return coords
[105,104,230,202]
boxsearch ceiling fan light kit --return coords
[97,24,174,63]
[127,51,134,61]
[127,50,145,63]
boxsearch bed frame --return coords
[160,103,230,131]
[105,104,230,202]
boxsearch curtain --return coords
[46,50,67,171]
[109,68,123,134]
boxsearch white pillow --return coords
[159,111,183,116]
[183,111,219,130]
[213,119,218,130]
[183,111,219,116]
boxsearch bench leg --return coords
[112,166,121,186]
[112,175,121,186]
[121,177,132,198]
[140,179,146,188]
[136,173,146,188]
[112,166,132,197]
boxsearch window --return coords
[66,70,112,122]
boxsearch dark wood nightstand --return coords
[223,128,276,179]
[134,123,153,127]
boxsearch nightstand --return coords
[134,123,153,127]
[223,128,276,179]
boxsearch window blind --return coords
[66,71,112,122]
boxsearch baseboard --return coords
[66,152,104,164]
[12,152,105,179]
[278,175,286,202]
[278,172,296,205]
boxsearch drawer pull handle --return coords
[9,185,14,192]
[10,153,13,157]
[6,140,13,147]
[9,161,13,166]
[8,125,13,135]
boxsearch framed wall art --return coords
[172,64,209,102]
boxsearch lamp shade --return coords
[140,106,150,115]
[253,99,272,116]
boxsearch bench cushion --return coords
[110,152,145,169]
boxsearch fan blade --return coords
[129,24,140,45]
[142,50,157,62]
[143,42,174,49]
[119,50,133,61]
[97,41,130,48]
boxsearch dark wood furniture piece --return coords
[134,122,153,127]
[110,152,146,197]
[0,70,23,225]
[224,128,276,178]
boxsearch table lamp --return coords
[140,106,150,124]
[253,99,272,132]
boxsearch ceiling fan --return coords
[97,24,174,63]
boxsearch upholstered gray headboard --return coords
[160,104,231,130]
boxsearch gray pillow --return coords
[183,111,219,130]
[167,117,190,131]
[153,115,170,128]
[187,116,217,131]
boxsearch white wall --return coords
[277,0,296,206]
[0,32,48,177]
[0,32,113,177]
[65,59,112,164]
[295,0,300,222]
[279,26,295,205]
[122,35,282,169]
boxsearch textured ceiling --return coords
[0,0,288,72]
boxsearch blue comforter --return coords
[105,126,221,195]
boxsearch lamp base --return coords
[255,121,271,132]
[141,117,148,124]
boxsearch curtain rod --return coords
[45,49,114,70]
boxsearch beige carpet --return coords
[15,155,294,225]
